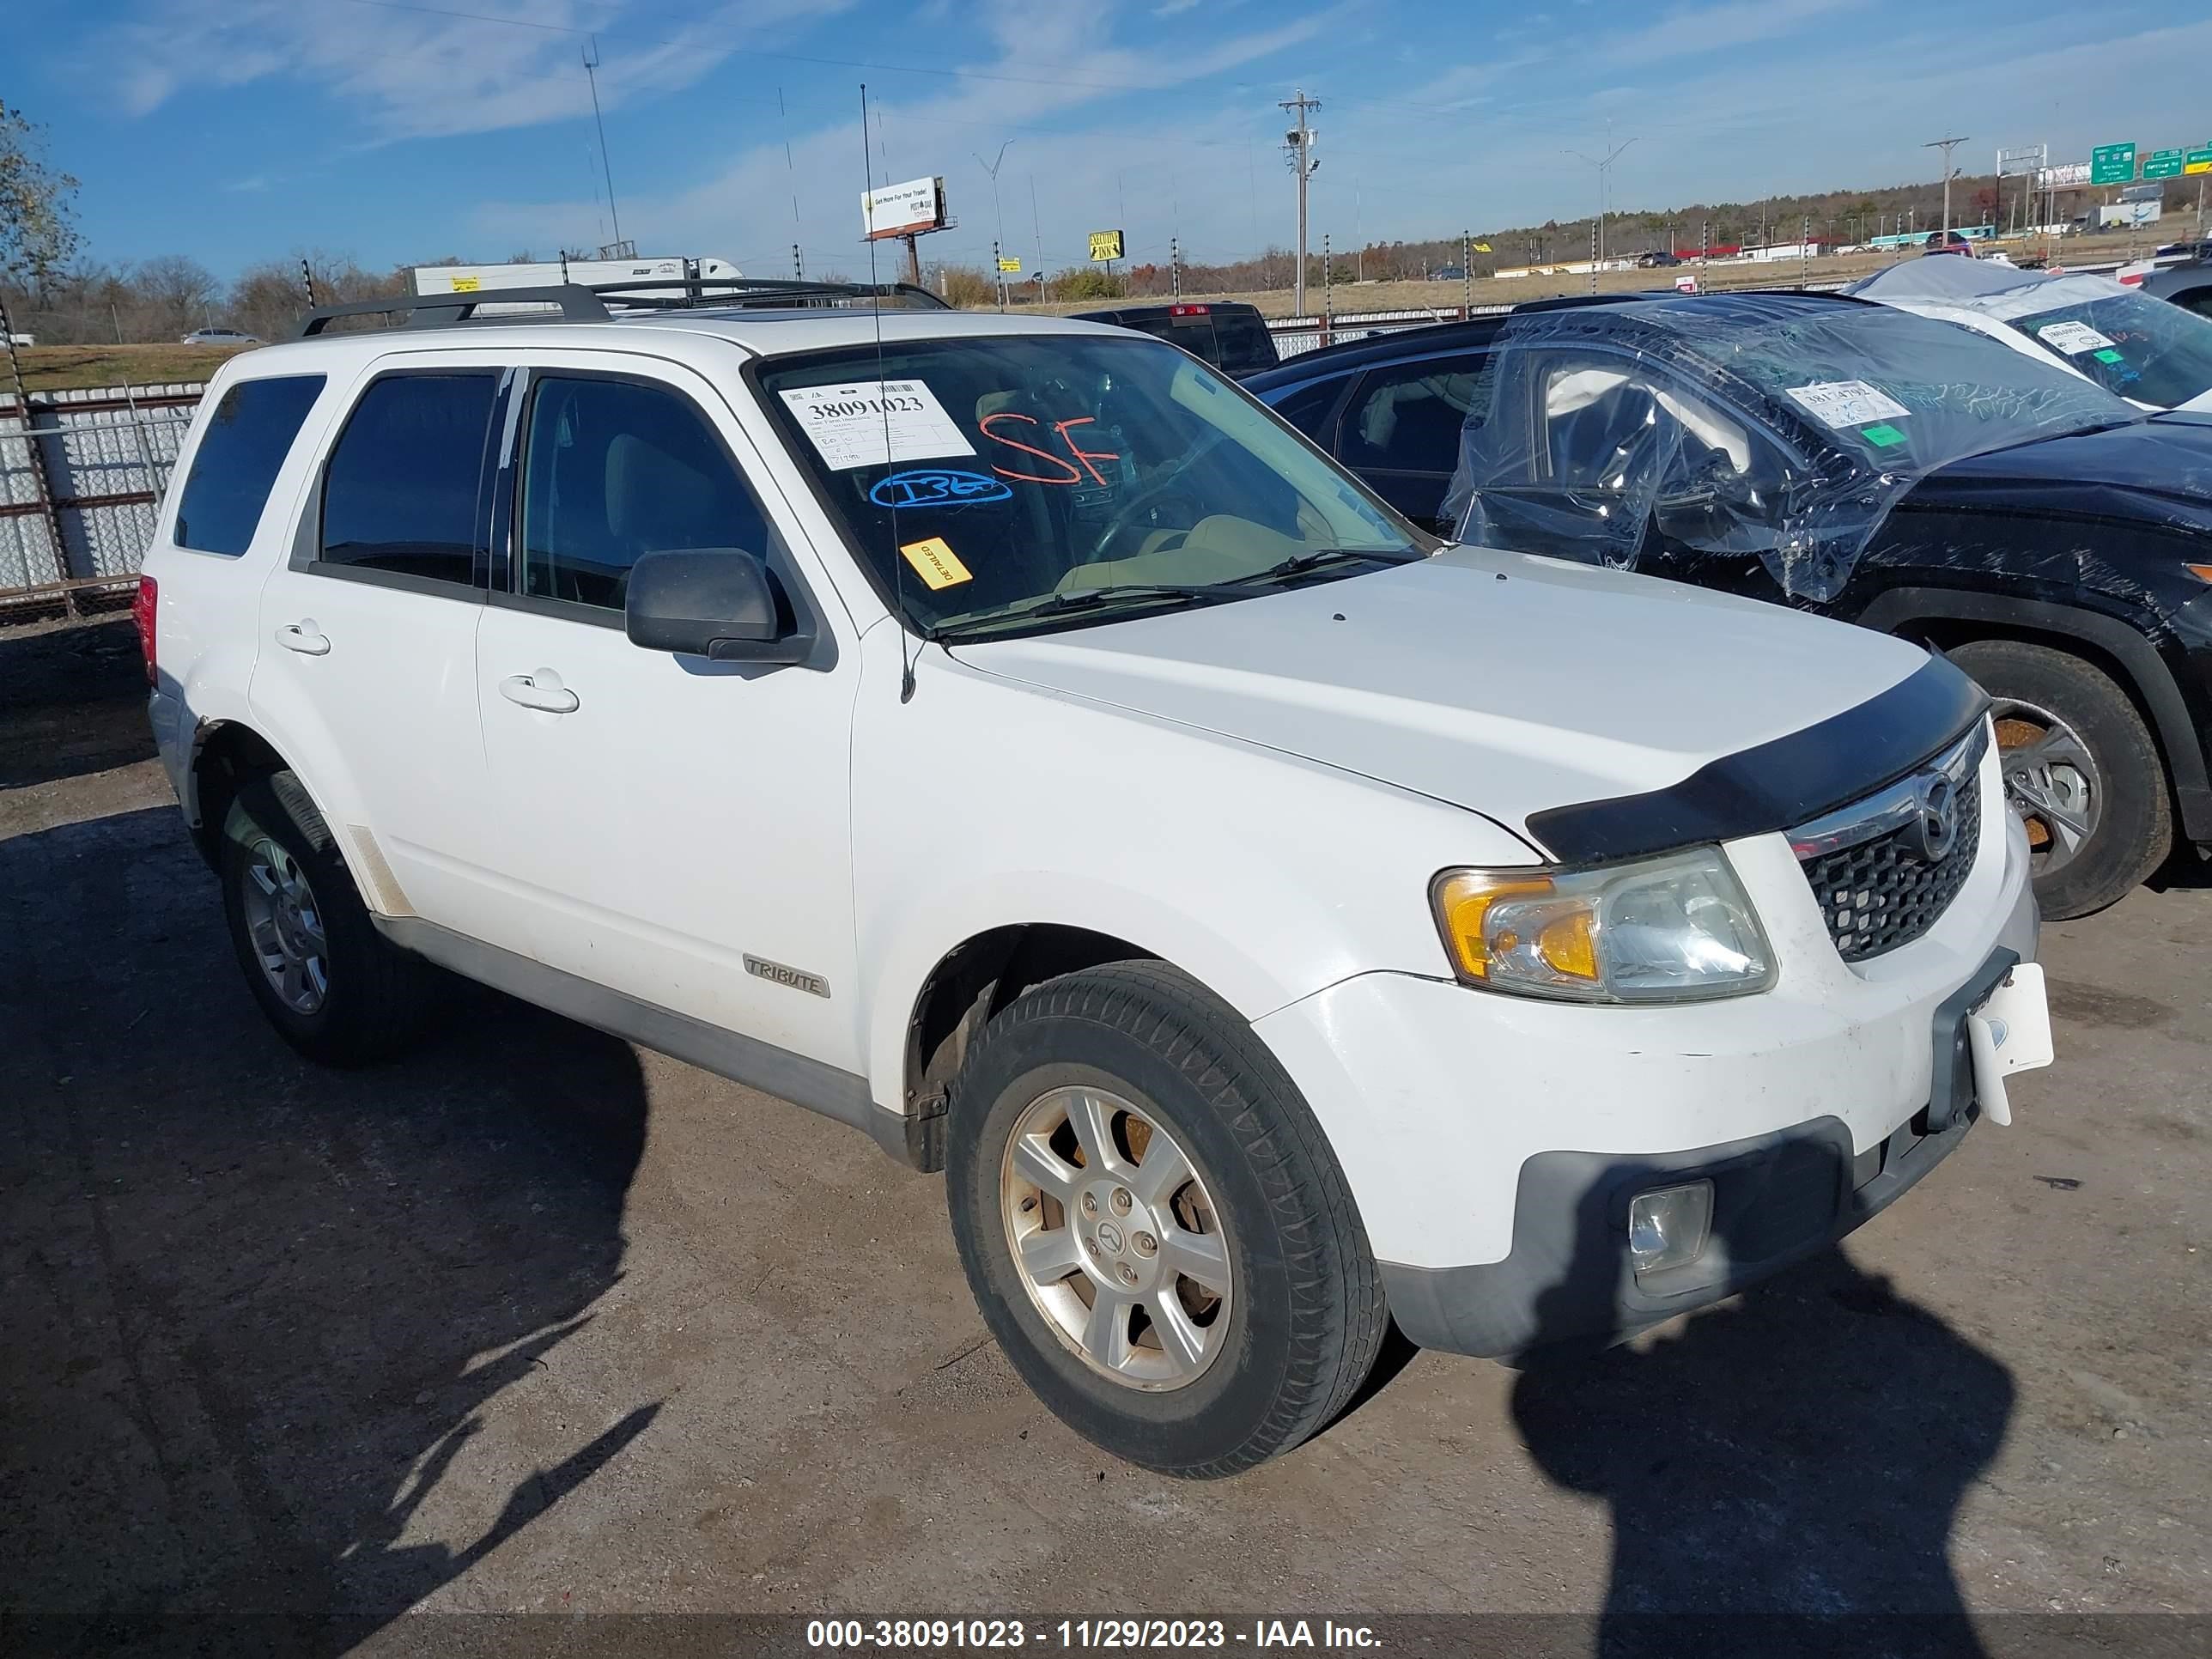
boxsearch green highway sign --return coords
[2090,142,2136,185]
[2183,146,2212,177]
[2142,148,2185,180]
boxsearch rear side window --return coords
[1267,375,1348,441]
[319,372,500,587]
[1341,356,1488,473]
[173,375,325,556]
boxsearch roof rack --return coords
[580,276,951,312]
[293,276,950,339]
[294,285,611,337]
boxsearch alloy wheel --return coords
[1991,697,2100,879]
[240,836,330,1015]
[1000,1085,1234,1390]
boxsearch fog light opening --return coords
[1627,1180,1714,1276]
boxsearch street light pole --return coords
[1925,134,1970,240]
[1281,88,1322,314]
[975,141,1014,311]
[1568,128,1637,267]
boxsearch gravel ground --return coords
[1,618,2206,1656]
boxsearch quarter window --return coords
[517,376,775,611]
[173,374,325,556]
[319,372,500,587]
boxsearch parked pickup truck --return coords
[137,280,2048,1474]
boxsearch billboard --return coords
[2038,161,2091,188]
[1088,230,1125,262]
[861,177,946,240]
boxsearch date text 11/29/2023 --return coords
[805,1620,1381,1650]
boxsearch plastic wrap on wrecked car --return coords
[1441,296,2145,600]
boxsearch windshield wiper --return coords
[934,581,1249,640]
[1227,546,1423,586]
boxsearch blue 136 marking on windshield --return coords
[869,469,1013,509]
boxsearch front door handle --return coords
[499,670,579,714]
[275,621,330,656]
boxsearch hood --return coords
[1912,414,2212,528]
[949,544,1932,848]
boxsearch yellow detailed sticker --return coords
[449,275,482,293]
[898,535,973,590]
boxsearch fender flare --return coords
[1855,586,2211,840]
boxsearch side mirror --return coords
[624,548,810,663]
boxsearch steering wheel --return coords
[1083,434,1226,562]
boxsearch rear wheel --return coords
[944,961,1386,1477]
[1948,639,2171,919]
[220,770,437,1066]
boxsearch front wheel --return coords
[1948,640,2171,920]
[944,961,1387,1477]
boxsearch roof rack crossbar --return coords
[575,276,951,311]
[294,283,612,338]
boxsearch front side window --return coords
[518,376,776,611]
[755,335,1425,640]
[173,374,325,556]
[319,373,499,586]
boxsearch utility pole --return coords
[1280,88,1321,314]
[975,142,1014,311]
[1568,125,1637,266]
[1924,135,1969,240]
[582,36,623,249]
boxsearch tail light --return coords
[1170,303,1210,316]
[132,574,158,688]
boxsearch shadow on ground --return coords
[0,618,156,792]
[0,799,653,1655]
[1510,1162,2015,1658]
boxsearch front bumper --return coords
[1380,946,2012,1359]
[1250,737,2038,1348]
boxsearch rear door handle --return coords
[275,621,330,655]
[499,670,579,714]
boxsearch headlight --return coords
[1430,847,1775,1004]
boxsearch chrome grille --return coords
[1790,723,1988,962]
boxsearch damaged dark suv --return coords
[1250,291,2212,917]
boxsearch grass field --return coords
[8,343,254,394]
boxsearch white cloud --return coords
[95,0,842,140]
[465,0,1344,268]
[1595,0,1850,66]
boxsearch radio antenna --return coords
[861,83,918,704]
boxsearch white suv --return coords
[138,285,2049,1476]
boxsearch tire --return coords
[220,769,436,1066]
[944,960,1386,1477]
[1948,639,2171,920]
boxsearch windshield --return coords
[756,334,1421,637]
[1671,300,2144,472]
[2005,291,2212,409]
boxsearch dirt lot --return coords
[2,618,2207,1654]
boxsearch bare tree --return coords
[136,254,221,337]
[0,99,81,295]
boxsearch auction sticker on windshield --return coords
[2035,320,2118,356]
[897,535,973,591]
[778,380,975,471]
[1786,380,1911,428]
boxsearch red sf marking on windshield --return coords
[978,411,1121,486]
[1052,417,1121,486]
[979,412,1083,484]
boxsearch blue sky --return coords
[14,0,2212,279]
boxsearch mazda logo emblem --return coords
[1911,773,1960,863]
